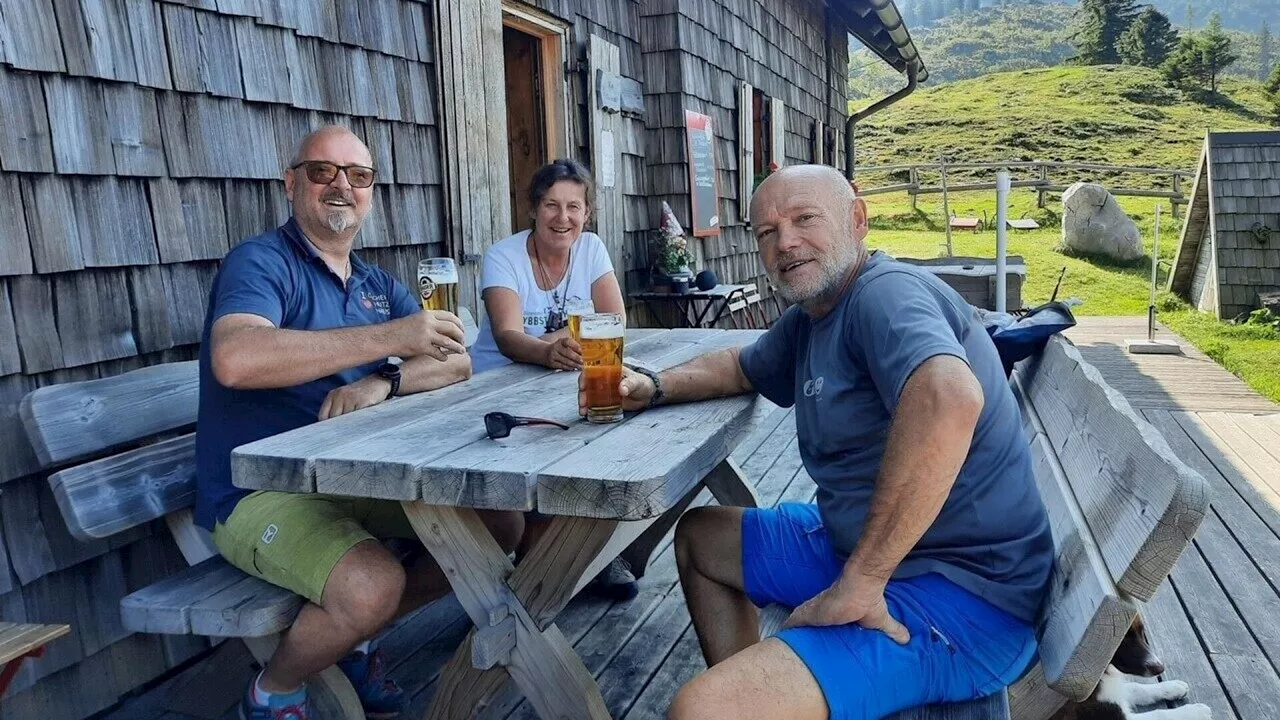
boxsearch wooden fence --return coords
[853,160,1193,217]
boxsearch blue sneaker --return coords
[239,681,309,720]
[336,649,404,719]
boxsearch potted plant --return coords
[651,201,695,293]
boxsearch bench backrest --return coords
[20,362,200,543]
[1009,336,1209,715]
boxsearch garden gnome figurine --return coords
[660,200,686,239]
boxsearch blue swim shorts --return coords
[743,502,1038,720]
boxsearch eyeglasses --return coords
[291,161,377,189]
[484,412,570,440]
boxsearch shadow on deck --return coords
[96,317,1280,720]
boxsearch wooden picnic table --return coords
[231,327,769,720]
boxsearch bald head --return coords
[750,164,856,224]
[748,164,869,312]
[289,125,372,168]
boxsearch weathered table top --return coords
[232,328,768,520]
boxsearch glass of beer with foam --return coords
[579,312,625,424]
[417,258,458,313]
[565,299,595,342]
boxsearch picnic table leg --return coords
[702,456,758,508]
[403,503,613,720]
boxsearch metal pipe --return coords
[995,170,1010,313]
[845,62,918,179]
[1149,205,1161,341]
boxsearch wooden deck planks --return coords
[1065,317,1279,414]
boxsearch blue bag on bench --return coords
[977,301,1078,377]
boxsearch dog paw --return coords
[1158,680,1190,700]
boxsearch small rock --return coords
[1059,182,1144,262]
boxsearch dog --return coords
[1051,613,1212,720]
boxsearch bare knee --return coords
[323,542,405,636]
[675,506,742,577]
[480,510,525,554]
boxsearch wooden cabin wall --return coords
[638,0,850,312]
[0,1,446,717]
[1206,137,1280,321]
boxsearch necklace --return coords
[532,236,573,331]
[533,239,572,305]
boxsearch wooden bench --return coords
[19,362,364,718]
[761,334,1209,720]
[0,622,71,698]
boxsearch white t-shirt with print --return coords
[470,229,615,374]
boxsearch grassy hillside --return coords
[841,64,1280,401]
[851,65,1273,172]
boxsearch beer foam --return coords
[579,316,624,339]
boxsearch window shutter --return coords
[738,81,754,222]
[770,96,786,169]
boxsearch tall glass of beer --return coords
[565,299,595,342]
[579,312,625,424]
[417,258,459,314]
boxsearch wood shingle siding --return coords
[0,65,57,173]
[0,1,449,714]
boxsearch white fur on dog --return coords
[1095,666,1213,719]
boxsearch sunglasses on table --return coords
[291,160,377,189]
[484,412,570,440]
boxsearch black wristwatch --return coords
[626,364,665,408]
[375,362,401,400]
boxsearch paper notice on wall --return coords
[599,130,616,188]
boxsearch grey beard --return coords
[324,211,353,233]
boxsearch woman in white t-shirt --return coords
[470,159,626,375]
[471,160,637,599]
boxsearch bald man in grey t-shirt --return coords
[579,166,1052,720]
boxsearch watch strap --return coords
[625,363,664,408]
[376,363,401,399]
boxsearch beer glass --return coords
[565,299,595,342]
[417,258,459,314]
[579,312,625,424]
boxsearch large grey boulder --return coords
[1059,182,1144,262]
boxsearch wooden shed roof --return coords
[839,0,929,83]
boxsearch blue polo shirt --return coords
[194,217,421,530]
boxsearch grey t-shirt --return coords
[739,251,1053,622]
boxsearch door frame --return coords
[501,2,570,161]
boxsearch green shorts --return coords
[212,490,419,605]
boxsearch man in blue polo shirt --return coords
[582,165,1053,720]
[196,125,524,720]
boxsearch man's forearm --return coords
[657,347,754,404]
[214,323,401,389]
[397,352,472,394]
[844,358,983,581]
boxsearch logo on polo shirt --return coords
[262,524,279,544]
[361,292,391,315]
[803,376,825,398]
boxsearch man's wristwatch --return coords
[375,362,401,400]
[626,364,665,408]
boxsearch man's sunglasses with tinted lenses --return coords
[291,161,377,189]
[484,412,570,440]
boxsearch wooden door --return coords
[503,25,548,232]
